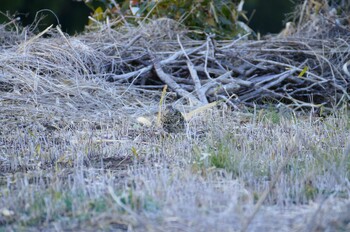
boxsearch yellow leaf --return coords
[35,144,41,156]
[131,147,138,158]
[298,66,308,77]
[94,7,104,21]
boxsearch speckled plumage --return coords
[161,106,185,133]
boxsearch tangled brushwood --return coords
[1,2,350,114]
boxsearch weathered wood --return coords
[101,25,350,110]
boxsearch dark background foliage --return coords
[0,0,91,34]
[244,0,295,34]
[0,0,296,35]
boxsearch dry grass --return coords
[0,20,349,231]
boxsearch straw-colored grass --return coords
[0,16,349,231]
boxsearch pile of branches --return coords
[105,33,349,110]
[91,16,350,111]
[1,4,350,113]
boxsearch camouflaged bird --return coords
[161,106,185,133]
